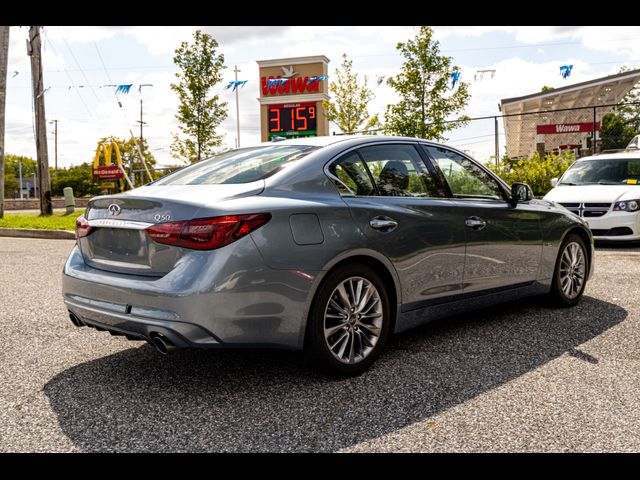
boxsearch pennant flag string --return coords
[225,80,249,91]
[266,78,287,88]
[306,75,329,85]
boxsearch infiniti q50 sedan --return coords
[63,136,593,375]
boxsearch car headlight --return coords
[613,200,640,212]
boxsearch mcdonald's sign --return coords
[93,141,124,183]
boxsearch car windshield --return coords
[559,158,640,186]
[154,145,320,185]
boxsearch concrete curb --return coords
[0,228,76,240]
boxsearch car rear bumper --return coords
[62,242,319,350]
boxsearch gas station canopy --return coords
[500,68,640,158]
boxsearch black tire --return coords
[549,233,589,307]
[305,263,392,376]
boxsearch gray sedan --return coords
[63,136,593,375]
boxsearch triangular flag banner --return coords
[116,84,132,94]
[450,71,461,89]
[560,65,573,79]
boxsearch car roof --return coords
[576,150,640,161]
[256,134,440,148]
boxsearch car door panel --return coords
[423,144,544,294]
[344,196,466,307]
[453,200,543,292]
[328,143,466,309]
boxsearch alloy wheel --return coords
[323,276,384,364]
[559,241,586,299]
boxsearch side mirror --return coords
[551,178,558,187]
[511,182,534,205]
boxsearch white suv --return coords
[544,151,640,242]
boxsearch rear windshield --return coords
[154,145,319,185]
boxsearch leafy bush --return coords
[488,152,576,197]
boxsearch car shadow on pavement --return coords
[44,295,626,452]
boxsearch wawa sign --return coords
[537,122,600,135]
[257,56,330,142]
[261,75,321,96]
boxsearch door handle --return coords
[370,217,398,231]
[465,216,487,230]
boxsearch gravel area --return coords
[0,237,638,452]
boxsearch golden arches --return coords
[93,141,127,191]
[93,141,123,169]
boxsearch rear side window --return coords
[358,144,439,197]
[328,152,375,195]
[154,145,319,185]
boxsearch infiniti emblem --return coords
[108,204,121,216]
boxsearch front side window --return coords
[154,145,319,185]
[560,158,640,186]
[358,144,439,197]
[426,146,504,200]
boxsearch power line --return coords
[57,27,101,103]
[42,33,94,118]
[92,37,113,84]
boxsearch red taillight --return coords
[146,213,271,250]
[75,214,93,239]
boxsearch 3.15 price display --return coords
[268,102,317,139]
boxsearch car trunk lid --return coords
[79,182,264,276]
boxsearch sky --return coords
[4,25,640,168]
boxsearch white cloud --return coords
[5,25,640,169]
[434,26,640,57]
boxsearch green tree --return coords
[384,26,470,140]
[171,30,228,164]
[599,67,640,150]
[322,53,379,134]
[51,163,103,197]
[600,113,636,150]
[617,66,640,130]
[3,154,36,197]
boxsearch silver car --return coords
[63,136,593,375]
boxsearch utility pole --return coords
[234,65,241,148]
[49,119,58,173]
[28,26,52,215]
[137,85,153,151]
[494,116,499,166]
[135,83,152,185]
[18,158,23,199]
[0,26,9,218]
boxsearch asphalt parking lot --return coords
[1,237,639,452]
